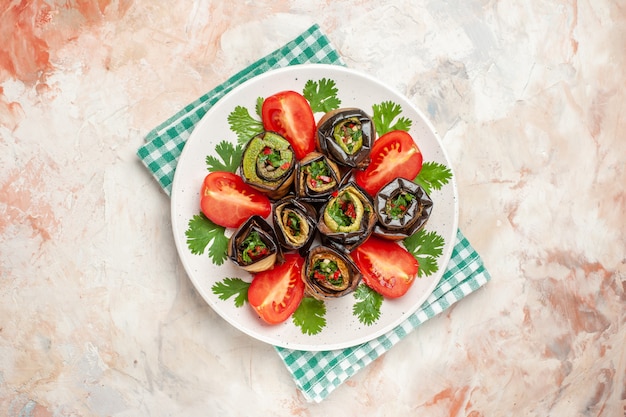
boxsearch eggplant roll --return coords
[240,131,296,200]
[302,245,361,299]
[294,152,343,203]
[373,177,434,240]
[316,108,375,170]
[317,182,377,251]
[272,197,317,254]
[227,215,282,273]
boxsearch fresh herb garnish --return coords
[371,101,412,136]
[205,140,243,173]
[185,214,229,265]
[292,296,327,335]
[255,96,264,118]
[211,278,250,307]
[227,104,264,145]
[413,161,453,195]
[303,78,341,113]
[352,284,383,325]
[403,229,445,277]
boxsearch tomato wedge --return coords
[248,253,306,324]
[200,171,271,228]
[354,130,423,196]
[261,91,316,160]
[352,236,419,298]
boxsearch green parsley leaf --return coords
[185,213,229,265]
[371,101,412,136]
[303,78,341,113]
[255,96,264,118]
[352,284,383,325]
[205,140,243,173]
[292,296,327,335]
[413,161,453,195]
[227,105,264,145]
[211,278,250,308]
[403,229,445,277]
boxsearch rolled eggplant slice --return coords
[294,152,343,203]
[228,215,282,273]
[373,177,434,240]
[240,131,296,200]
[317,182,377,251]
[316,108,375,169]
[272,197,317,254]
[302,245,362,299]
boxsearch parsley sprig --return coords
[403,229,445,277]
[413,161,453,195]
[205,140,243,173]
[371,101,412,136]
[292,297,327,335]
[303,78,341,113]
[227,102,264,145]
[352,284,383,325]
[185,214,229,265]
[211,278,250,308]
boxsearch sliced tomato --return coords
[248,253,306,324]
[354,130,423,196]
[200,171,271,228]
[352,236,419,298]
[261,90,316,160]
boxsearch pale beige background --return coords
[1,1,624,416]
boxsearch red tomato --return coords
[248,253,306,324]
[354,130,423,196]
[200,171,271,228]
[261,91,316,160]
[352,236,419,298]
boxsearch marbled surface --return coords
[1,1,624,416]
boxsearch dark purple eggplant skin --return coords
[272,196,318,256]
[302,245,362,299]
[373,177,434,240]
[227,215,283,272]
[316,108,375,170]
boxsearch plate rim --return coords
[170,63,459,351]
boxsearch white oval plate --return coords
[171,64,458,351]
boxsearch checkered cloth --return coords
[137,24,491,403]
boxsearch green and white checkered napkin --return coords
[137,24,491,403]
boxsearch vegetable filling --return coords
[333,117,363,154]
[326,190,364,232]
[305,160,335,190]
[311,258,344,287]
[240,231,269,264]
[284,211,302,237]
[257,146,292,180]
[385,191,414,220]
